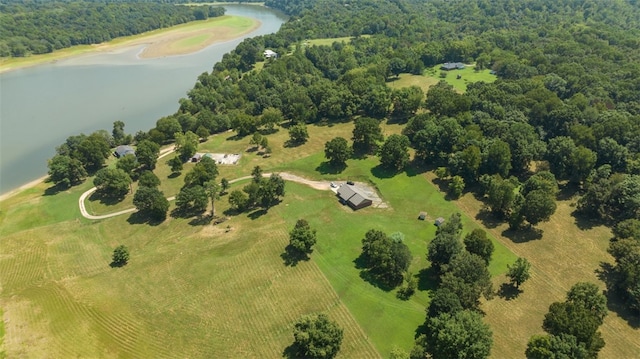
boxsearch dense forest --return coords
[48,0,640,357]
[0,0,227,57]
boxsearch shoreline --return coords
[0,15,259,75]
[0,176,48,202]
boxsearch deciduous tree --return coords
[288,123,309,146]
[93,168,132,198]
[324,137,353,167]
[135,140,160,170]
[289,219,317,255]
[424,310,493,359]
[112,245,130,267]
[379,134,411,171]
[133,186,169,221]
[352,117,383,154]
[292,313,343,359]
[507,257,531,289]
[464,229,494,265]
[47,154,87,187]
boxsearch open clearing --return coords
[388,64,497,93]
[0,15,258,73]
[1,121,637,357]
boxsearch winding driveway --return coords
[78,169,332,220]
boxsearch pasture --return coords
[388,64,497,94]
[2,119,637,357]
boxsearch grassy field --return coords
[388,64,496,94]
[3,120,637,358]
[1,121,516,357]
[0,15,257,73]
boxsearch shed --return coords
[336,185,372,210]
[190,153,203,163]
[434,217,445,226]
[418,212,427,220]
[114,145,135,158]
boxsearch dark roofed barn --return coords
[114,145,135,158]
[336,185,372,210]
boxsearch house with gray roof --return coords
[336,184,372,210]
[440,62,466,71]
[114,145,135,158]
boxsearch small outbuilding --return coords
[190,153,203,163]
[114,145,135,158]
[418,212,427,220]
[434,217,445,226]
[336,184,372,210]
[440,62,466,71]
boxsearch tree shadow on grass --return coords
[596,262,640,328]
[474,208,502,229]
[315,161,346,175]
[404,162,428,177]
[282,343,302,359]
[281,245,310,267]
[109,261,127,268]
[89,191,126,206]
[571,209,606,231]
[501,227,543,243]
[189,214,213,226]
[417,267,438,292]
[497,283,522,301]
[353,253,395,292]
[126,211,164,226]
[370,164,397,179]
[248,208,268,220]
[43,182,68,196]
[171,207,205,219]
[168,172,181,179]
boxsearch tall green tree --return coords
[378,134,411,171]
[424,310,493,359]
[135,140,160,170]
[324,137,353,167]
[352,117,383,154]
[288,219,317,256]
[112,245,130,267]
[288,123,309,146]
[93,168,132,198]
[175,185,208,215]
[292,313,343,359]
[133,186,169,221]
[463,229,494,265]
[507,257,531,289]
[47,154,87,187]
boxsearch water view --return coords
[0,5,286,195]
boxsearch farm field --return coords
[2,120,637,357]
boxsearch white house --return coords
[263,49,278,59]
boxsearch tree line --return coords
[0,0,225,57]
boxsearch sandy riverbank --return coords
[0,15,259,74]
[0,176,48,202]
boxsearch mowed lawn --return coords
[388,64,496,94]
[1,120,518,357]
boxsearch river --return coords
[0,5,286,195]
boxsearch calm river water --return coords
[0,5,286,195]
